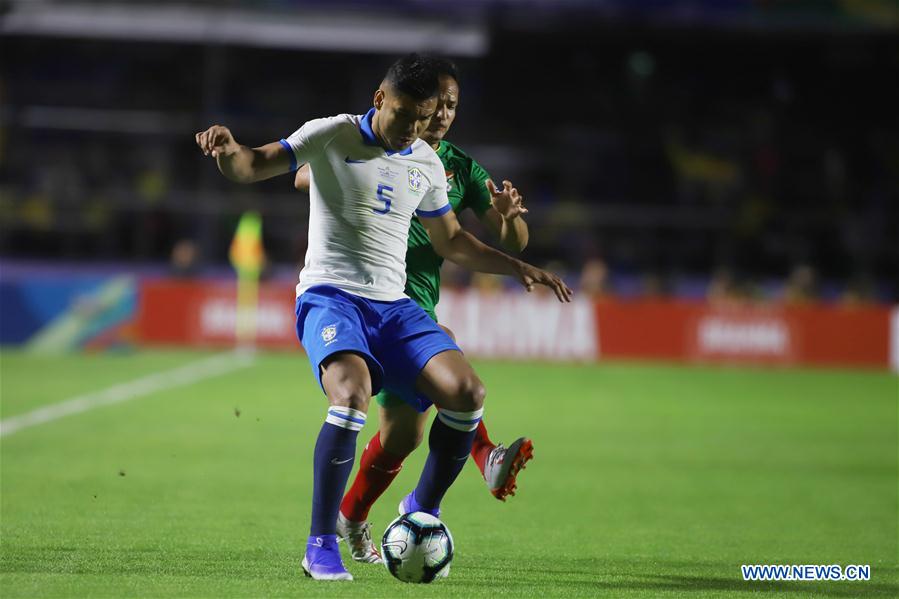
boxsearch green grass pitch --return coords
[1,348,897,597]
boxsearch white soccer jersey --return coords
[281,108,450,301]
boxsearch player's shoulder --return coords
[411,141,445,172]
[439,140,486,173]
[439,139,471,160]
[288,113,368,154]
[441,140,479,164]
[299,113,359,135]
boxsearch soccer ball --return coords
[381,512,454,583]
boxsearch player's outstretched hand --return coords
[515,262,572,303]
[195,125,240,158]
[487,179,528,220]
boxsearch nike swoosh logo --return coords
[382,540,408,553]
[345,156,365,164]
[331,457,354,465]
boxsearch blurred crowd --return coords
[1,14,896,303]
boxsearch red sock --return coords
[339,432,406,522]
[470,420,496,477]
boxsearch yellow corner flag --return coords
[230,211,265,348]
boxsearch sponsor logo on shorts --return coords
[321,324,337,344]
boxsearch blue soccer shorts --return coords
[295,285,461,412]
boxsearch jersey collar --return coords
[360,108,414,156]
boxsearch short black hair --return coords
[431,57,460,84]
[384,53,441,101]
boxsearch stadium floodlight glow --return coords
[0,2,488,56]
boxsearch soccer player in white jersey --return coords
[295,58,534,565]
[195,54,571,581]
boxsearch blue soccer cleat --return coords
[301,534,353,581]
[398,491,440,518]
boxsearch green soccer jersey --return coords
[404,140,493,317]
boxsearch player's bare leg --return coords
[302,352,372,581]
[380,402,429,456]
[338,403,427,563]
[416,348,484,413]
[437,324,534,502]
[400,350,485,516]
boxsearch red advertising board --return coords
[595,299,891,369]
[135,279,896,370]
[436,290,599,361]
[137,279,297,348]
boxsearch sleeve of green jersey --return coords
[464,159,494,217]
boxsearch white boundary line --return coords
[0,351,256,438]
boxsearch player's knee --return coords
[321,354,372,411]
[453,375,485,412]
[328,382,370,412]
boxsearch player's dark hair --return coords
[431,57,460,84]
[384,53,441,101]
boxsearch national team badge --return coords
[321,324,337,343]
[407,167,423,192]
[445,170,455,192]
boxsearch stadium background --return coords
[1,0,898,596]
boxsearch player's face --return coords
[421,75,459,146]
[373,87,438,151]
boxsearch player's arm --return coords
[480,179,529,252]
[419,210,571,303]
[294,164,311,192]
[195,125,292,183]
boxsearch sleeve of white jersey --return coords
[279,117,341,172]
[415,159,452,218]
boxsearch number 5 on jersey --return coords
[374,183,393,215]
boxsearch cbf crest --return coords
[321,324,337,344]
[407,167,423,192]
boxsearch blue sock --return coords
[310,406,366,536]
[412,408,483,511]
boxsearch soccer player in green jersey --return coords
[294,58,533,563]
